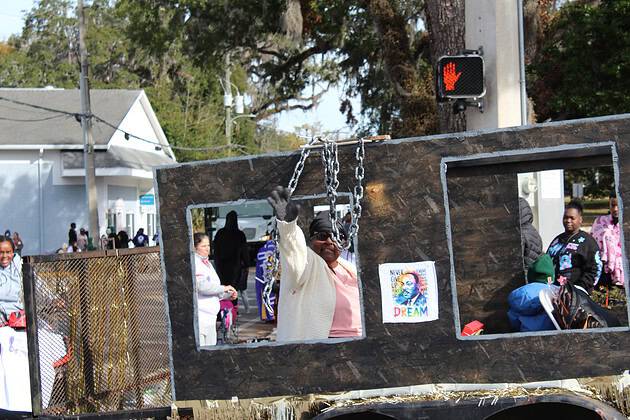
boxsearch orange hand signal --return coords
[443,62,462,91]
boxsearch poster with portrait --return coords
[378,261,439,323]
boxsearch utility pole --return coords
[224,53,232,156]
[78,0,100,248]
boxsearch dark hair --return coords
[0,236,15,252]
[193,232,209,247]
[71,223,76,229]
[610,191,618,199]
[566,200,583,215]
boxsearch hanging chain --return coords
[287,136,316,194]
[322,138,344,248]
[348,136,365,243]
[321,136,365,250]
[262,136,317,317]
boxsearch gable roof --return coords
[62,146,175,171]
[0,88,142,147]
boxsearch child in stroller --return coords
[217,299,238,344]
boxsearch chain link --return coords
[322,138,345,249]
[262,135,366,313]
[263,136,317,316]
[348,136,365,243]
[287,137,316,194]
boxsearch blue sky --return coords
[0,1,359,135]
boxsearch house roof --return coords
[0,88,141,147]
[62,146,175,170]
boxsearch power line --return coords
[0,95,247,153]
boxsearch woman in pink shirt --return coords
[269,186,363,341]
[591,193,624,287]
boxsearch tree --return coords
[120,0,467,138]
[529,0,630,122]
[0,0,298,161]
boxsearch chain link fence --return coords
[23,247,171,416]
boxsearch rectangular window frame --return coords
[440,141,630,340]
[185,192,367,351]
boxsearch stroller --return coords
[217,299,238,344]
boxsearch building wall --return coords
[0,149,159,255]
[0,150,88,255]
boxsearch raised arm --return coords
[267,186,308,283]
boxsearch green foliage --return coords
[0,0,299,161]
[120,0,437,137]
[529,0,630,121]
[564,166,615,199]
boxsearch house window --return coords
[107,211,116,231]
[147,213,156,239]
[126,214,135,236]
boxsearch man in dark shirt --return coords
[68,223,78,246]
[547,201,602,294]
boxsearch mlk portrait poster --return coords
[378,261,438,323]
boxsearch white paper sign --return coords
[379,261,439,323]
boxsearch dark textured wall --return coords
[447,172,521,333]
[156,115,630,401]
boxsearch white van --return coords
[210,202,274,244]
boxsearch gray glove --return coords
[267,186,299,222]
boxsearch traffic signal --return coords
[436,55,485,100]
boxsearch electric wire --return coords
[0,95,249,153]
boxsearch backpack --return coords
[552,282,607,329]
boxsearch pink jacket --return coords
[591,214,624,286]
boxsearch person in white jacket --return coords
[193,233,237,346]
[268,186,363,342]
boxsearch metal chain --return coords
[348,136,365,243]
[322,138,345,248]
[321,136,365,250]
[262,136,317,316]
[287,137,316,194]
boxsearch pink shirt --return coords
[329,263,363,338]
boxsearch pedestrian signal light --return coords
[436,55,485,100]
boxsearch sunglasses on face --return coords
[311,232,333,242]
[311,231,348,244]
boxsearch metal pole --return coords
[23,257,43,416]
[517,0,528,126]
[224,53,232,156]
[79,0,100,245]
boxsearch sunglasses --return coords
[311,231,348,244]
[311,232,333,242]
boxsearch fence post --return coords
[79,257,96,411]
[23,256,43,415]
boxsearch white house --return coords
[0,88,176,254]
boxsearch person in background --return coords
[255,239,277,322]
[213,211,248,305]
[0,237,22,323]
[4,230,11,239]
[132,228,149,247]
[267,186,362,342]
[77,228,88,252]
[591,192,624,287]
[117,230,130,249]
[68,223,77,246]
[11,232,23,257]
[106,227,117,249]
[547,200,601,294]
[67,240,81,253]
[519,198,543,270]
[193,233,237,345]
